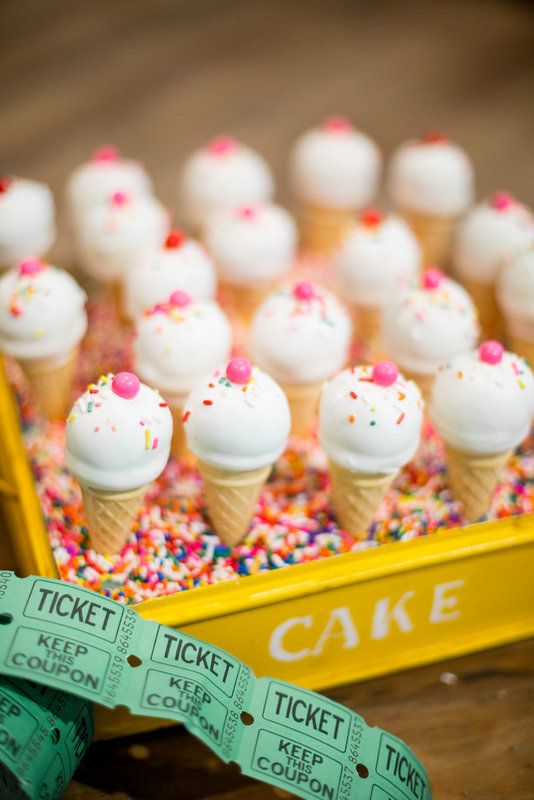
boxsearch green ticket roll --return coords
[0,571,431,800]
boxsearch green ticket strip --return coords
[0,572,431,800]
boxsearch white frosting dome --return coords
[66,373,172,491]
[319,364,424,474]
[0,261,87,361]
[497,249,534,341]
[65,147,153,225]
[290,117,382,209]
[334,211,422,307]
[430,348,534,455]
[250,283,352,385]
[383,271,480,375]
[123,233,217,320]
[179,137,274,229]
[453,195,534,284]
[388,135,474,216]
[0,178,56,267]
[204,203,297,285]
[78,193,170,283]
[183,363,290,471]
[134,299,232,402]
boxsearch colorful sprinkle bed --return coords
[12,291,534,605]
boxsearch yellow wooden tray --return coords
[1,353,533,740]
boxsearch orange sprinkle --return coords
[348,414,355,423]
[350,391,358,399]
[182,410,190,422]
[159,402,168,407]
[398,391,406,401]
[203,399,213,405]
[457,370,463,379]
[396,412,405,425]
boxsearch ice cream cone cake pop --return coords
[387,131,474,267]
[183,357,290,546]
[65,371,172,553]
[319,361,424,538]
[134,291,232,459]
[204,203,297,324]
[497,249,534,364]
[290,116,382,254]
[77,190,170,287]
[430,341,534,522]
[383,268,480,397]
[334,208,421,345]
[0,259,87,419]
[453,193,534,338]
[0,177,56,268]
[123,229,217,322]
[179,136,274,233]
[250,281,352,435]
[65,145,153,233]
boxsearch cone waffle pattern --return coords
[198,462,271,547]
[328,459,395,540]
[445,445,512,523]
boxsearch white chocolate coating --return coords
[65,374,172,491]
[430,350,534,455]
[66,156,152,227]
[183,366,290,471]
[319,366,424,474]
[388,138,474,216]
[0,179,56,267]
[497,249,534,342]
[180,140,274,229]
[334,214,422,307]
[250,285,352,385]
[290,123,381,209]
[134,301,232,403]
[0,263,87,362]
[453,198,534,284]
[203,203,297,286]
[78,195,170,283]
[383,276,479,376]
[123,238,217,320]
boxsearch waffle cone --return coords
[221,281,275,326]
[460,277,503,340]
[198,461,271,547]
[282,381,322,437]
[401,209,457,270]
[444,445,512,523]
[299,203,354,255]
[352,303,382,345]
[508,335,534,366]
[328,459,395,540]
[20,346,79,421]
[169,403,193,461]
[80,483,146,554]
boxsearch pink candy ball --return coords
[491,192,514,211]
[226,358,252,385]
[372,361,398,387]
[19,259,44,276]
[323,115,352,134]
[112,372,141,399]
[169,290,191,307]
[93,145,119,163]
[294,281,315,301]
[479,340,504,365]
[208,136,238,156]
[423,268,444,290]
[111,190,129,206]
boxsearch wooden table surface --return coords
[2,0,534,797]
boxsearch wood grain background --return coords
[1,1,534,797]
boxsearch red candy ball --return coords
[165,230,186,249]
